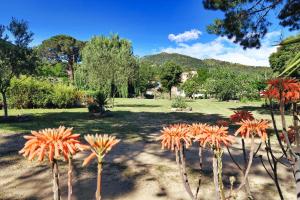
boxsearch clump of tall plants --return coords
[258,77,300,200]
[19,126,87,200]
[19,127,120,200]
[157,114,270,200]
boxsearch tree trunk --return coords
[169,90,172,100]
[1,91,8,118]
[96,162,102,200]
[212,153,220,200]
[68,158,73,200]
[67,58,74,83]
[52,159,61,200]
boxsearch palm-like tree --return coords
[82,134,120,200]
[279,35,300,76]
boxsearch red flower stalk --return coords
[82,134,120,200]
[280,126,297,144]
[235,119,270,142]
[188,123,208,137]
[19,126,86,200]
[158,123,192,151]
[216,120,230,127]
[230,111,254,123]
[194,125,234,150]
[19,126,85,162]
[261,78,300,103]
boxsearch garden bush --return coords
[8,76,83,108]
[9,76,53,108]
[51,84,82,108]
[171,96,187,109]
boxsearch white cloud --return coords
[162,31,281,66]
[168,29,202,43]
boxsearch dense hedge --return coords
[8,76,83,108]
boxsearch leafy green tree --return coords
[0,18,36,118]
[160,61,182,99]
[197,68,209,81]
[75,34,138,101]
[138,60,158,95]
[181,77,200,98]
[203,67,270,101]
[37,35,85,82]
[203,0,300,49]
[269,34,300,76]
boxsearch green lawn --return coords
[0,98,288,138]
[0,98,295,200]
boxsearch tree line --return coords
[0,17,299,118]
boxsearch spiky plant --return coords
[82,134,120,200]
[19,126,85,200]
[235,119,270,193]
[193,125,234,200]
[230,110,254,123]
[188,123,208,198]
[158,124,197,200]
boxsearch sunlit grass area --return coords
[0,98,289,136]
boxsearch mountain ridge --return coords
[142,52,269,71]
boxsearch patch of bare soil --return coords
[0,132,296,200]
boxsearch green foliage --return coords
[36,34,85,82]
[203,0,299,49]
[36,62,68,78]
[0,18,37,117]
[92,90,108,107]
[76,34,138,98]
[196,68,210,84]
[137,60,158,94]
[143,52,271,69]
[269,34,300,77]
[51,84,82,108]
[9,76,52,108]
[203,68,271,101]
[8,76,82,109]
[181,77,200,98]
[160,61,183,98]
[171,96,187,109]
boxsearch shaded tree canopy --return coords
[37,35,85,82]
[160,61,183,99]
[0,18,36,117]
[203,0,300,49]
[269,34,300,76]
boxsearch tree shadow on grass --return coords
[115,104,162,108]
[229,105,292,116]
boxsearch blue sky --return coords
[0,0,298,66]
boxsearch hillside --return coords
[142,52,270,72]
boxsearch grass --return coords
[0,98,290,138]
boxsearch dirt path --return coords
[0,132,296,200]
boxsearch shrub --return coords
[93,90,108,107]
[8,76,82,108]
[171,96,187,109]
[88,103,102,113]
[9,76,53,108]
[51,84,82,108]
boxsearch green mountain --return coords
[142,52,270,72]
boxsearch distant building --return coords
[172,71,197,97]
